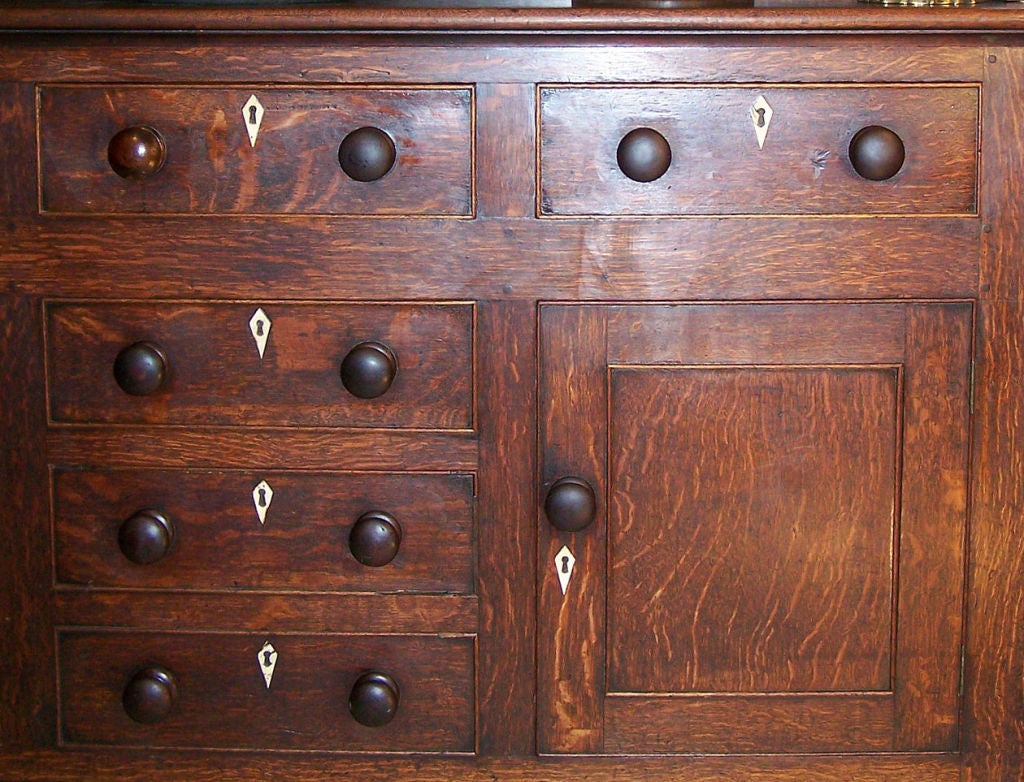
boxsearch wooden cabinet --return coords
[2,5,1024,780]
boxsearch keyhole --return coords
[249,105,259,125]
[258,488,267,507]
[561,555,570,574]
[755,107,766,128]
[262,650,274,667]
[254,319,264,337]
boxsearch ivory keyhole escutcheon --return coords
[258,640,279,689]
[249,307,271,359]
[252,480,274,525]
[555,545,576,595]
[242,94,265,148]
[750,95,773,150]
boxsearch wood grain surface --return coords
[540,85,978,216]
[39,86,473,216]
[0,12,1020,780]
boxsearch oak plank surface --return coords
[0,10,1019,779]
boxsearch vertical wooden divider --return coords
[538,305,607,754]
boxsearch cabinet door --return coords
[538,302,971,755]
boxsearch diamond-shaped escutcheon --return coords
[258,640,278,689]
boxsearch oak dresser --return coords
[2,1,1024,779]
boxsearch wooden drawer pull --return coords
[107,125,166,180]
[118,509,174,565]
[544,476,597,532]
[849,125,905,181]
[349,671,400,727]
[340,341,398,399]
[349,511,402,567]
[617,127,672,183]
[113,341,169,396]
[122,665,178,724]
[339,126,397,182]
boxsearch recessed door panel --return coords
[608,365,897,695]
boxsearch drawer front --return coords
[540,85,978,216]
[39,86,473,216]
[53,468,475,594]
[58,631,475,752]
[45,301,474,428]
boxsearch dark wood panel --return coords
[608,366,897,694]
[606,302,908,364]
[53,469,475,594]
[0,749,963,782]
[982,47,1024,301]
[475,83,535,219]
[541,86,978,216]
[963,46,1024,781]
[605,693,895,753]
[0,217,980,301]
[965,300,1024,781]
[0,84,35,216]
[537,305,607,754]
[58,631,475,752]
[0,37,985,85]
[45,302,474,429]
[47,428,478,472]
[892,304,971,750]
[475,301,537,754]
[39,86,473,216]
[0,297,55,747]
[55,592,478,634]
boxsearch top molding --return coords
[4,1,1024,33]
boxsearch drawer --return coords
[539,85,978,216]
[38,85,473,216]
[45,301,474,428]
[53,468,474,594]
[58,631,475,752]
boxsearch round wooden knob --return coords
[349,671,400,727]
[349,511,402,567]
[849,125,905,181]
[113,341,169,396]
[544,476,598,532]
[340,341,398,399]
[617,127,672,183]
[122,666,178,724]
[338,127,397,182]
[118,510,174,565]
[108,125,166,180]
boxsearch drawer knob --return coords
[617,127,672,183]
[114,341,169,396]
[349,671,400,727]
[122,665,178,724]
[108,125,167,180]
[544,476,597,532]
[118,510,174,565]
[339,126,397,182]
[349,511,403,567]
[340,341,398,399]
[849,125,905,181]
